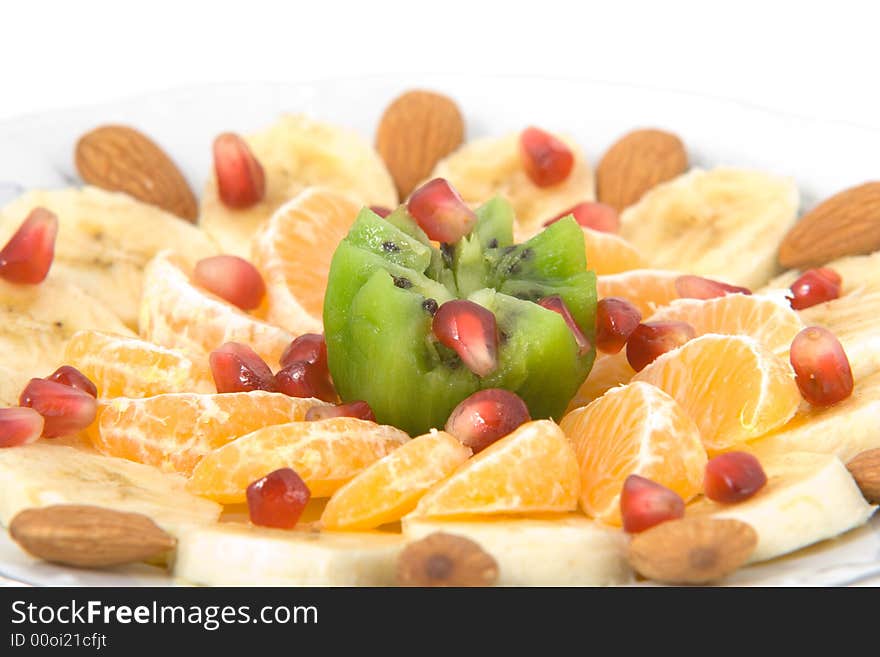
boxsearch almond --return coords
[9,504,175,568]
[778,182,880,269]
[846,448,880,503]
[376,90,465,199]
[597,129,688,212]
[628,517,757,584]
[397,532,498,587]
[75,125,198,222]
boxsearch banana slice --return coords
[0,187,219,329]
[761,250,880,296]
[173,523,403,586]
[0,274,134,405]
[749,371,880,463]
[200,115,397,257]
[692,452,875,563]
[620,168,799,288]
[431,131,595,238]
[0,443,221,534]
[402,515,631,586]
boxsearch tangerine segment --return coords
[139,251,293,366]
[559,381,706,525]
[596,269,681,317]
[410,420,579,518]
[647,292,803,356]
[632,335,801,453]
[188,418,410,503]
[566,352,635,412]
[251,189,362,335]
[64,330,212,398]
[321,430,471,530]
[583,228,646,275]
[93,392,325,475]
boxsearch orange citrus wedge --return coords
[566,352,636,411]
[139,251,293,366]
[251,188,362,335]
[410,420,579,518]
[321,430,471,530]
[584,228,646,275]
[596,269,681,316]
[92,391,325,475]
[188,418,410,503]
[632,334,801,453]
[560,381,706,524]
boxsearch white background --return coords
[2,0,880,129]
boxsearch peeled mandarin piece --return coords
[632,335,801,453]
[560,381,706,525]
[139,251,293,366]
[596,269,682,317]
[583,228,646,275]
[188,418,410,504]
[410,420,579,518]
[94,392,326,475]
[64,330,213,398]
[566,351,636,412]
[321,431,471,530]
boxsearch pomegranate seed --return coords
[444,388,530,453]
[246,467,311,529]
[620,474,685,533]
[704,452,767,503]
[789,268,842,310]
[595,297,642,354]
[46,366,97,398]
[519,127,574,188]
[213,132,266,209]
[675,275,751,300]
[305,400,375,422]
[407,178,476,243]
[790,326,854,406]
[626,321,696,372]
[0,207,58,285]
[543,202,620,233]
[370,205,392,218]
[193,255,266,311]
[280,333,328,371]
[18,379,97,438]
[537,295,591,356]
[0,407,44,448]
[209,342,276,393]
[432,300,499,377]
[275,360,337,402]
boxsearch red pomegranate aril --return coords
[445,388,530,453]
[595,297,642,354]
[674,275,751,300]
[305,400,375,422]
[46,365,97,398]
[18,379,97,438]
[519,127,574,188]
[432,300,499,377]
[209,342,276,393]
[543,202,620,233]
[0,407,44,448]
[0,207,58,285]
[370,205,392,218]
[194,255,266,311]
[537,295,591,356]
[213,132,266,209]
[275,360,337,402]
[246,467,311,529]
[280,333,328,371]
[704,452,767,504]
[790,326,854,406]
[407,178,476,243]
[620,474,685,533]
[789,268,842,310]
[626,320,696,372]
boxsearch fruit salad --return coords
[0,88,878,587]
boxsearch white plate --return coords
[0,76,878,586]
